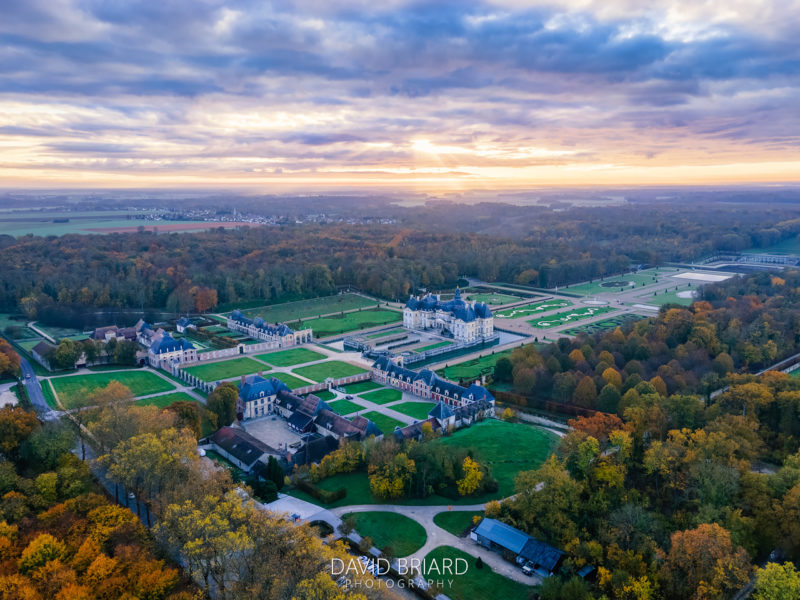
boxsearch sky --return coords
[0,0,799,191]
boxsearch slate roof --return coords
[177,317,193,328]
[403,287,491,322]
[315,409,361,438]
[392,417,441,441]
[210,426,277,468]
[238,375,290,402]
[149,333,195,354]
[519,539,565,573]
[473,518,531,555]
[32,340,56,356]
[428,401,455,420]
[291,434,340,466]
[288,411,314,431]
[349,415,383,438]
[230,310,295,336]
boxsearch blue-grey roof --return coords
[403,287,489,323]
[474,302,493,319]
[230,310,295,336]
[464,383,495,403]
[428,401,455,420]
[177,317,191,327]
[474,518,531,554]
[238,375,290,402]
[519,538,565,572]
[149,333,195,354]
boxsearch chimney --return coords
[240,375,246,385]
[258,370,263,377]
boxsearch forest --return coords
[1,201,800,326]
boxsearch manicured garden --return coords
[561,313,642,336]
[269,372,314,390]
[357,388,402,405]
[361,411,406,435]
[422,546,532,600]
[313,389,336,401]
[436,350,513,381]
[494,299,571,319]
[366,328,405,339]
[528,305,615,329]
[342,511,427,557]
[184,357,267,382]
[254,347,326,367]
[390,401,436,420]
[413,340,453,353]
[289,307,402,337]
[433,510,484,536]
[134,391,198,409]
[232,293,378,322]
[50,371,176,409]
[328,399,366,415]
[638,287,695,306]
[559,268,667,296]
[292,360,368,382]
[342,380,382,394]
[465,292,520,305]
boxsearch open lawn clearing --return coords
[184,357,267,382]
[390,401,436,420]
[413,340,453,353]
[342,380,382,394]
[560,269,668,296]
[358,388,402,405]
[254,347,326,367]
[640,287,696,306]
[423,546,532,600]
[561,313,643,336]
[495,299,571,319]
[528,306,615,328]
[232,293,379,322]
[433,511,484,536]
[292,360,368,382]
[327,399,366,415]
[50,371,175,409]
[361,411,405,435]
[269,372,313,390]
[435,419,559,497]
[41,380,59,410]
[290,308,401,337]
[342,511,427,557]
[437,350,513,381]
[465,292,520,305]
[366,328,405,339]
[314,389,336,401]
[135,392,197,409]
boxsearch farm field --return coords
[341,512,427,557]
[528,305,615,328]
[292,360,368,382]
[254,347,325,367]
[422,546,531,600]
[436,350,513,381]
[560,268,670,295]
[50,371,175,409]
[342,381,382,394]
[433,510,483,536]
[327,399,366,415]
[357,388,402,405]
[413,340,453,353]
[361,411,405,435]
[494,299,571,319]
[269,372,313,390]
[289,308,401,337]
[561,313,643,336]
[135,392,198,409]
[184,357,266,382]
[464,292,520,305]
[231,293,378,322]
[389,401,436,420]
[366,328,405,339]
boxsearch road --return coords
[19,356,59,419]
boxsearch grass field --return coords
[528,305,615,328]
[560,268,669,296]
[433,511,483,536]
[413,340,453,353]
[254,347,326,367]
[435,420,559,497]
[292,360,368,382]
[50,371,175,409]
[342,512,427,557]
[134,392,198,409]
[343,381,382,394]
[561,313,643,336]
[232,293,379,322]
[270,372,314,390]
[422,546,531,600]
[389,401,436,420]
[290,308,402,338]
[437,350,513,381]
[638,287,696,306]
[328,399,366,415]
[184,357,267,382]
[358,388,402,405]
[494,299,571,319]
[465,292,520,305]
[366,328,405,339]
[361,411,405,434]
[314,389,336,401]
[41,380,59,410]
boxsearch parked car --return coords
[345,395,354,400]
[522,564,534,577]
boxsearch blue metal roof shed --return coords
[472,518,531,555]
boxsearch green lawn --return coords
[413,340,454,353]
[358,388,402,405]
[433,511,484,536]
[638,287,696,306]
[390,401,436,420]
[290,308,402,338]
[50,371,175,409]
[435,419,559,497]
[528,306,615,329]
[183,357,267,382]
[292,360,368,382]
[41,380,59,410]
[465,292,520,305]
[422,546,532,600]
[314,389,336,401]
[437,350,513,381]
[270,372,315,390]
[343,381,382,394]
[561,313,643,336]
[135,392,198,409]
[254,347,326,367]
[232,293,379,322]
[342,511,427,557]
[495,299,571,319]
[366,328,405,339]
[328,399,367,415]
[361,411,406,435]
[560,268,667,296]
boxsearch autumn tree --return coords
[207,381,239,426]
[457,456,484,496]
[753,562,800,600]
[0,406,39,458]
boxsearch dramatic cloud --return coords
[0,0,798,189]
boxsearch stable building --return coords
[471,518,564,577]
[227,310,312,346]
[147,333,197,369]
[237,374,292,420]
